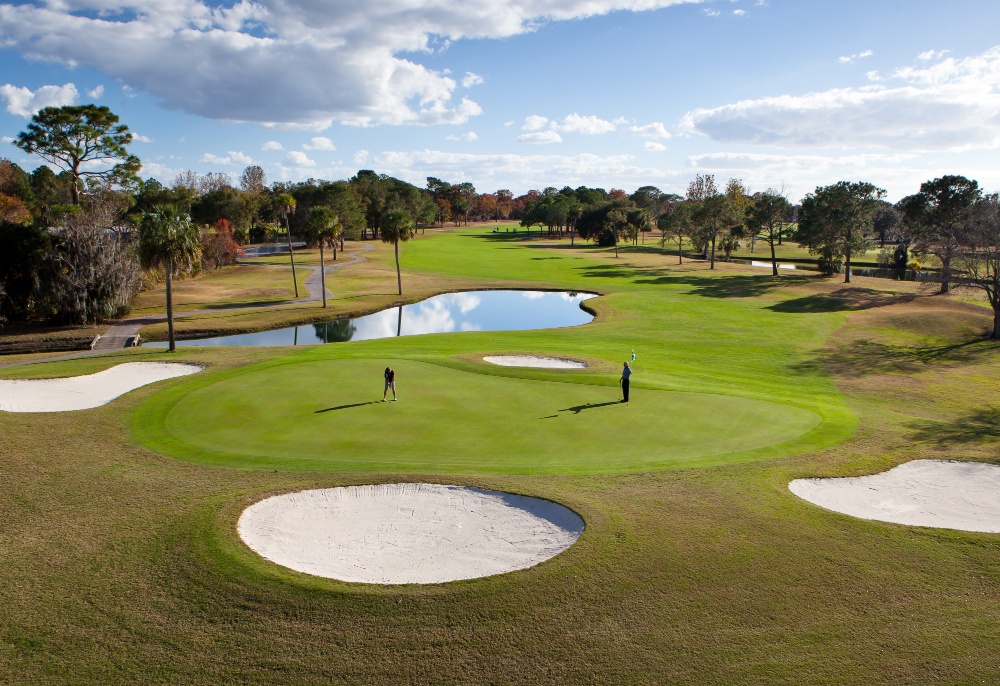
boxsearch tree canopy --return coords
[15,105,140,205]
[797,181,885,282]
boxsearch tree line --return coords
[2,104,998,341]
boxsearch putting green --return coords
[133,358,824,474]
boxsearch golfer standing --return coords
[620,361,632,403]
[383,366,397,402]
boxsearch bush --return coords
[818,253,843,275]
[201,219,244,270]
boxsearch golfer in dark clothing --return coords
[620,361,632,403]
[383,367,397,402]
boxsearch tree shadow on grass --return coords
[791,338,991,378]
[908,407,1000,446]
[632,272,814,298]
[315,401,381,413]
[767,288,919,313]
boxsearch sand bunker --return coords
[238,483,585,584]
[0,362,202,412]
[483,355,587,369]
[789,459,1000,533]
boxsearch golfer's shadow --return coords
[315,401,380,413]
[556,400,623,415]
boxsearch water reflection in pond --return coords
[147,290,596,347]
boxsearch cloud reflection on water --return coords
[151,290,595,347]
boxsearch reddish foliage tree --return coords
[0,194,31,225]
[200,218,244,269]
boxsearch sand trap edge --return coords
[483,355,587,369]
[0,361,204,413]
[789,459,1000,533]
[237,483,586,585]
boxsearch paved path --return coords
[0,243,375,369]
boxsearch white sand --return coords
[751,260,797,270]
[238,483,585,584]
[0,362,203,413]
[483,355,587,369]
[789,459,1000,533]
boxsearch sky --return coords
[1,0,999,202]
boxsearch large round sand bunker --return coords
[0,362,202,412]
[237,483,585,584]
[789,459,1000,533]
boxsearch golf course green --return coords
[133,356,824,473]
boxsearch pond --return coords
[146,290,596,347]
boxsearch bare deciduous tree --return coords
[48,190,141,324]
[957,194,1000,339]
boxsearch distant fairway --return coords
[134,357,823,474]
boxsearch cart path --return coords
[0,242,375,369]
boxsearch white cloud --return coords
[139,160,186,182]
[518,131,563,144]
[553,113,617,134]
[286,150,316,167]
[704,9,720,16]
[918,49,950,61]
[680,45,1000,152]
[523,115,549,131]
[371,148,677,192]
[461,72,484,88]
[261,140,284,151]
[445,132,478,141]
[87,85,104,99]
[644,141,666,151]
[0,0,701,128]
[0,82,78,117]
[200,150,254,166]
[133,134,153,143]
[354,149,369,164]
[838,49,874,64]
[503,120,514,128]
[683,151,939,201]
[733,9,745,16]
[627,122,671,139]
[1,136,13,144]
[302,136,336,151]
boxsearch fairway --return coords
[134,357,822,474]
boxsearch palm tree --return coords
[380,209,415,295]
[275,193,298,297]
[305,206,339,308]
[138,205,201,352]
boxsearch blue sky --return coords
[2,0,999,201]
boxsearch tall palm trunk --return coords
[319,240,327,308]
[165,256,176,352]
[285,216,298,298]
[394,240,402,295]
[710,233,716,269]
[770,234,778,276]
